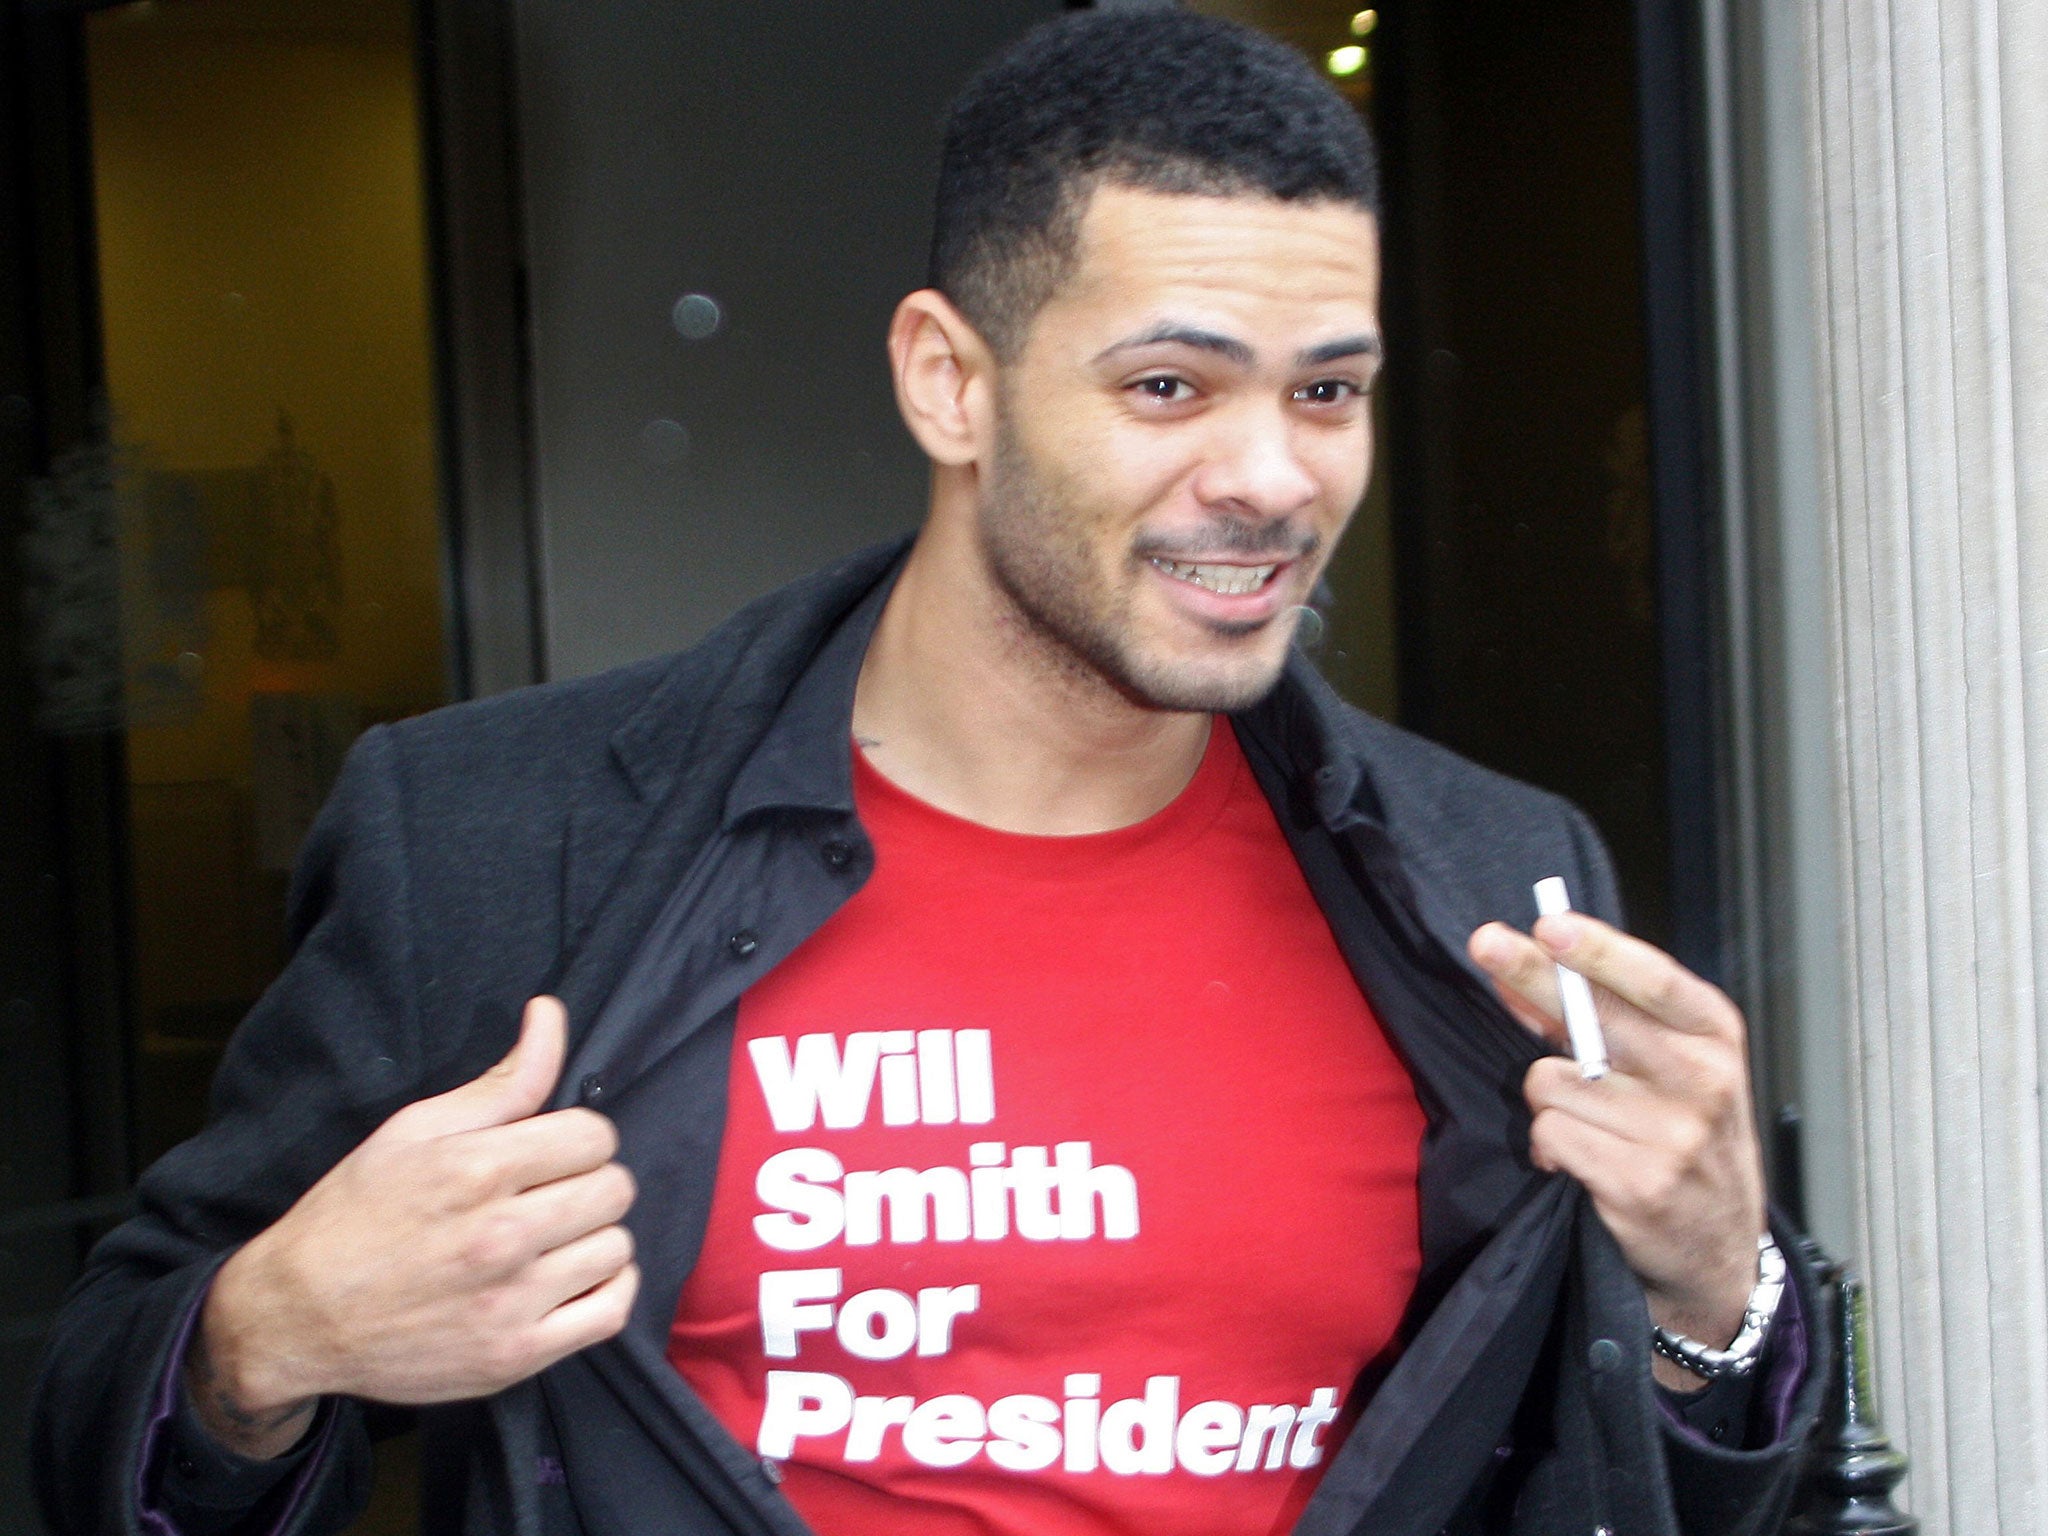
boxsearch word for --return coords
[760,1268,980,1361]
[759,1371,1342,1477]
[750,1030,995,1132]
[753,1141,1140,1252]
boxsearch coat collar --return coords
[559,535,1475,1013]
[653,540,1394,840]
[718,559,899,825]
[1235,647,1389,829]
[603,539,910,809]
[550,540,909,1017]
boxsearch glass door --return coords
[4,1,452,1528]
[1190,0,1682,955]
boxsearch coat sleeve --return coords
[1548,801,1826,1536]
[29,724,432,1536]
[1653,1220,1829,1536]
[1516,1208,1825,1536]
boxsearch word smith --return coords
[754,1141,1141,1251]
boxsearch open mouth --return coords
[1148,557,1282,597]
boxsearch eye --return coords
[1131,375,1196,404]
[1293,378,1363,406]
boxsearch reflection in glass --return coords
[37,6,456,1527]
[83,0,451,1170]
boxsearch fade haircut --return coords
[928,8,1380,361]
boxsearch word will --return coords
[749,1029,995,1132]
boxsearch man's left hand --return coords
[1469,912,1767,1391]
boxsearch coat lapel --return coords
[1236,658,1579,1536]
[1292,1180,1577,1536]
[541,539,909,1098]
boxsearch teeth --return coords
[1151,558,1279,596]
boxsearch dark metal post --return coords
[1774,1103,1809,1235]
[1787,1265,1916,1536]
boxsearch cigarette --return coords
[1533,877,1608,1080]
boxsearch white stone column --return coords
[1803,1,2048,1529]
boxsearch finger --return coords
[527,1262,641,1370]
[1494,977,1567,1048]
[1529,1096,1764,1236]
[1529,1106,1762,1319]
[503,1160,638,1256]
[1531,1088,1758,1227]
[1470,923,1566,1041]
[524,1226,638,1318]
[1527,1099,1637,1186]
[393,996,569,1140]
[1523,1056,1664,1142]
[1526,1106,1677,1248]
[450,1107,620,1198]
[1479,926,1684,1080]
[1533,915,1739,1039]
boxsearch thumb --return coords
[391,995,569,1139]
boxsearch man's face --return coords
[976,183,1381,713]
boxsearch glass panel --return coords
[82,0,450,1160]
[1186,3,1395,721]
[1,1,449,1529]
[1189,0,1671,944]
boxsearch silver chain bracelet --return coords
[1650,1233,1787,1380]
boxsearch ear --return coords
[888,289,998,467]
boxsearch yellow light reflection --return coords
[1351,9,1379,37]
[1327,44,1368,77]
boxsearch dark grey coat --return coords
[32,541,1824,1536]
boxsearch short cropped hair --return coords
[928,8,1380,360]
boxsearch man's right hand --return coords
[185,995,640,1460]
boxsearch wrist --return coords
[1644,1254,1756,1391]
[1646,1231,1759,1341]
[1649,1234,1786,1388]
[1646,1281,1750,1353]
[188,1244,324,1459]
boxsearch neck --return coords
[853,485,1211,836]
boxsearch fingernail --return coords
[1539,914,1582,952]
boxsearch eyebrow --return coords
[1297,333,1382,367]
[1092,322,1383,371]
[1094,323,1254,367]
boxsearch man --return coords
[35,11,1820,1535]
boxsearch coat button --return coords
[729,929,760,958]
[579,1073,606,1107]
[1588,1337,1623,1373]
[821,838,854,870]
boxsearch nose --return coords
[1189,401,1320,520]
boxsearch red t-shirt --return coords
[668,722,1426,1535]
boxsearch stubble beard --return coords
[976,409,1303,716]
